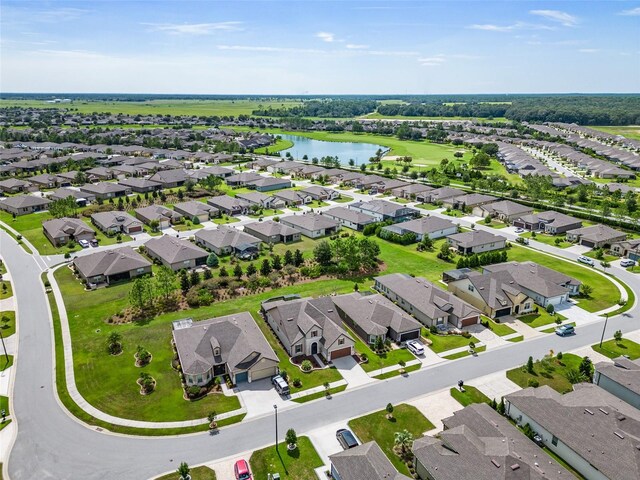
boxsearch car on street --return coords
[234,459,252,480]
[515,237,529,245]
[336,428,359,450]
[577,255,595,266]
[555,324,575,337]
[78,239,90,248]
[406,339,424,356]
[272,374,290,396]
[620,258,636,267]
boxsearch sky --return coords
[1,0,639,94]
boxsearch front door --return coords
[311,342,318,355]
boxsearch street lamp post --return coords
[273,404,279,452]
[599,313,610,348]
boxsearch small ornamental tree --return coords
[177,462,190,480]
[206,252,219,268]
[386,403,394,419]
[614,330,623,343]
[285,428,298,450]
[526,356,534,374]
[546,303,555,315]
[107,331,122,355]
[579,356,593,380]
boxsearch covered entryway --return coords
[311,342,318,355]
[330,347,352,360]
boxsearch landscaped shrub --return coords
[527,378,539,388]
[301,360,313,372]
[292,378,302,388]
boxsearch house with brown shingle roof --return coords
[42,217,95,247]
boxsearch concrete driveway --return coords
[332,356,373,388]
[307,420,354,465]
[566,244,591,255]
[408,388,463,434]
[236,378,289,419]
[470,371,521,401]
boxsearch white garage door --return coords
[250,366,277,382]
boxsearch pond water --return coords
[278,133,388,166]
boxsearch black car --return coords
[336,429,358,450]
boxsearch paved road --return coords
[3,226,640,480]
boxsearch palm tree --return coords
[177,461,190,480]
[394,429,414,454]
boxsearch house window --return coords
[551,435,558,446]
[295,345,303,354]
[311,330,318,338]
[468,285,475,292]
[524,303,531,310]
[136,268,145,273]
[338,338,345,346]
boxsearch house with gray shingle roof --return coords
[272,189,312,206]
[447,230,506,255]
[381,216,457,241]
[330,441,411,480]
[392,183,433,200]
[513,210,583,234]
[261,296,354,360]
[49,187,95,206]
[242,220,301,244]
[172,313,279,386]
[148,168,189,188]
[91,211,144,235]
[443,193,497,211]
[348,199,419,223]
[301,186,340,201]
[323,207,377,231]
[206,195,250,216]
[194,226,261,256]
[247,176,292,192]
[225,171,262,187]
[144,235,208,271]
[611,237,640,260]
[79,182,131,200]
[135,205,183,229]
[594,357,640,409]
[0,178,32,194]
[473,200,533,222]
[173,200,219,222]
[42,217,95,247]
[117,177,162,193]
[566,224,627,248]
[236,191,283,210]
[280,213,340,238]
[73,247,152,285]
[0,194,51,216]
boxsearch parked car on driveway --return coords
[620,258,636,267]
[234,459,252,480]
[78,239,90,248]
[515,228,524,233]
[555,324,575,337]
[272,374,290,396]
[406,339,425,356]
[89,239,99,247]
[577,255,595,266]
[336,428,359,450]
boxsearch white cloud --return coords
[530,10,578,26]
[143,22,243,35]
[469,22,553,32]
[316,32,335,42]
[217,45,323,54]
[34,7,89,22]
[578,48,600,54]
[418,55,446,66]
[29,49,108,59]
[346,44,369,49]
[619,7,640,16]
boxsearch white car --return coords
[620,258,636,268]
[78,239,90,248]
[406,339,425,356]
[515,228,524,233]
[577,255,595,266]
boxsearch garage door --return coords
[460,316,479,327]
[495,308,511,318]
[235,371,248,383]
[330,347,352,360]
[128,226,143,233]
[398,330,420,342]
[250,366,277,382]
[581,240,595,248]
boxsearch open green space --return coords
[0,311,16,337]
[249,436,323,480]
[450,386,491,406]
[477,219,507,229]
[155,466,217,480]
[345,326,415,373]
[248,209,284,218]
[506,353,583,394]
[255,138,293,155]
[363,112,509,122]
[591,125,640,141]
[519,310,567,329]
[348,404,434,476]
[592,338,640,360]
[332,194,353,203]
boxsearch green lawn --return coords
[506,353,583,394]
[443,345,486,359]
[483,316,516,336]
[0,355,13,371]
[423,331,479,353]
[592,338,640,360]
[155,466,217,480]
[0,419,11,432]
[249,436,323,480]
[345,326,415,373]
[583,250,617,263]
[415,203,440,211]
[292,384,347,403]
[507,335,524,342]
[519,310,566,329]
[521,232,571,248]
[450,386,491,406]
[248,209,284,218]
[373,363,421,379]
[0,311,16,337]
[332,194,353,203]
[477,219,507,229]
[591,125,640,141]
[0,281,12,300]
[348,404,435,476]
[255,138,294,155]
[508,245,621,312]
[213,216,240,225]
[172,222,204,232]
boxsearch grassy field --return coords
[450,386,491,406]
[592,338,640,360]
[348,404,434,476]
[249,436,323,480]
[0,99,302,117]
[255,138,293,155]
[591,125,640,141]
[506,353,583,394]
[155,466,217,480]
[0,311,16,338]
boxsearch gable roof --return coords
[447,230,506,248]
[483,261,581,297]
[281,213,340,231]
[144,235,208,264]
[595,357,640,397]
[91,211,141,229]
[173,200,219,218]
[384,216,456,236]
[330,441,411,480]
[194,226,261,249]
[243,220,300,238]
[43,217,94,239]
[323,206,377,225]
[566,224,627,243]
[148,168,189,184]
[73,247,151,278]
[464,270,525,310]
[0,194,51,209]
[135,205,183,223]
[480,200,533,217]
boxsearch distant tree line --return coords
[252,99,378,118]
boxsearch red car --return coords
[234,459,252,480]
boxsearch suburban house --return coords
[188,166,234,179]
[332,292,422,344]
[148,169,189,188]
[611,238,640,260]
[206,195,250,216]
[225,172,262,187]
[236,191,283,210]
[42,217,96,247]
[565,224,627,248]
[301,186,340,201]
[593,357,640,409]
[261,296,355,360]
[49,187,95,206]
[272,189,313,206]
[412,403,569,480]
[513,210,583,234]
[91,211,144,235]
[447,230,507,255]
[79,182,131,200]
[242,220,301,244]
[247,176,292,192]
[135,205,184,229]
[72,247,152,285]
[172,313,279,386]
[505,384,640,480]
[392,183,433,200]
[380,216,457,241]
[173,200,219,222]
[144,235,208,271]
[472,200,534,222]
[280,213,340,238]
[323,207,377,231]
[85,166,115,180]
[0,195,51,216]
[194,226,262,256]
[442,193,497,211]
[28,173,68,189]
[330,442,411,480]
[117,177,162,193]
[0,178,32,194]
[418,187,465,204]
[447,269,535,318]
[483,261,581,306]
[348,199,419,223]
[374,273,481,328]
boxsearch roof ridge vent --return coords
[614,431,625,440]
[598,408,609,415]
[584,408,594,415]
